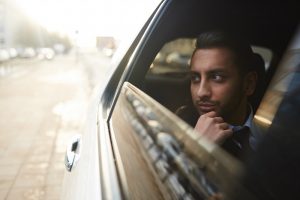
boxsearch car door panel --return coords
[110,82,256,200]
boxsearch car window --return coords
[149,38,195,74]
[109,34,295,199]
[251,46,273,70]
[148,38,273,75]
[143,37,273,114]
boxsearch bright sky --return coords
[12,0,160,46]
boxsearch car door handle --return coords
[65,135,81,172]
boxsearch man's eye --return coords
[212,74,225,82]
[191,74,200,82]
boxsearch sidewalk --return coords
[0,55,92,200]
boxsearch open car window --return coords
[108,31,298,198]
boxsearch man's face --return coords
[190,47,248,123]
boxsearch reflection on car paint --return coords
[124,90,222,200]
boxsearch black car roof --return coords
[161,0,299,55]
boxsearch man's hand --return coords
[194,111,233,144]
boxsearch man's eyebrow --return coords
[189,68,228,74]
[189,71,199,74]
[207,69,228,74]
[189,71,200,76]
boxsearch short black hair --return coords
[193,31,255,75]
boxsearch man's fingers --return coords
[223,129,233,136]
[207,129,233,144]
[204,111,217,117]
[218,122,230,130]
[213,117,224,123]
[195,112,233,145]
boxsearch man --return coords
[190,31,260,159]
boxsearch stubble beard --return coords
[220,92,247,125]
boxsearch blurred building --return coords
[0,0,71,50]
[0,0,6,47]
[0,0,30,48]
[96,36,118,57]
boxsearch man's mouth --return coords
[196,102,216,112]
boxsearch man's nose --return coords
[197,80,211,98]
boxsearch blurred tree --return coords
[4,1,72,49]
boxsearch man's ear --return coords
[244,71,258,96]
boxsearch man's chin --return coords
[198,108,216,115]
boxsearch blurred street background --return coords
[0,49,111,200]
[0,0,158,199]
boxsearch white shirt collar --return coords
[230,105,253,131]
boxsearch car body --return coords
[62,0,300,199]
[37,47,55,60]
[19,47,36,58]
[8,48,18,59]
[0,49,10,62]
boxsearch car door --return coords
[62,0,299,199]
[108,29,300,200]
[61,1,162,200]
[106,0,299,199]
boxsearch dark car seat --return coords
[249,53,267,113]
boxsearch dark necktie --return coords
[221,126,251,160]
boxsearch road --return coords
[0,50,111,199]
